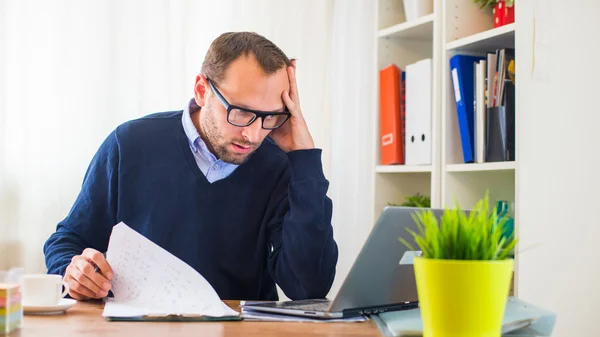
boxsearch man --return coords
[43,32,338,302]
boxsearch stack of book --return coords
[450,48,515,164]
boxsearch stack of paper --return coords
[102,222,239,321]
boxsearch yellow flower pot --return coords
[414,257,514,337]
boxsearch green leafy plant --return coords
[473,0,514,9]
[399,192,517,260]
[388,193,431,208]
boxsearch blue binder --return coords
[450,55,485,163]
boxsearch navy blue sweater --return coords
[43,111,338,301]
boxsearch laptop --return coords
[242,206,445,318]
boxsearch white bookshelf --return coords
[373,0,442,220]
[375,0,518,293]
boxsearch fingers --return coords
[64,252,112,300]
[68,289,90,301]
[74,257,111,296]
[82,248,113,280]
[281,90,298,116]
[65,262,100,299]
[286,62,300,105]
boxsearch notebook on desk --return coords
[101,223,241,322]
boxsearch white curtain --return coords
[0,0,334,283]
[328,0,376,297]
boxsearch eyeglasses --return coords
[207,77,291,130]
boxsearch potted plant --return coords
[399,192,516,337]
[473,0,515,28]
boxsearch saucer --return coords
[23,298,77,315]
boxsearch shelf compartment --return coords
[378,14,435,40]
[446,23,515,52]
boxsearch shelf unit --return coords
[375,0,518,293]
[373,0,443,221]
[441,0,517,214]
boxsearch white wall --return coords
[517,1,600,336]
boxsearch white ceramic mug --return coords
[22,274,69,306]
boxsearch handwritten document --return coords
[102,222,238,318]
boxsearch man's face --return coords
[194,54,290,165]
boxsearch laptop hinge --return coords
[342,302,418,317]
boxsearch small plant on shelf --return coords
[388,193,431,208]
[473,0,513,8]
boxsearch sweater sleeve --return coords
[43,131,120,276]
[266,149,339,300]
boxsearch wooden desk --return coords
[15,300,381,337]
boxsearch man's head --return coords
[193,32,292,165]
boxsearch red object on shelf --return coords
[493,1,515,28]
[379,64,405,165]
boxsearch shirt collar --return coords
[182,98,205,153]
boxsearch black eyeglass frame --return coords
[207,77,291,130]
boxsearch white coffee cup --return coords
[22,274,69,306]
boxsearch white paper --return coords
[102,222,238,318]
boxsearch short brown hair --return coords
[201,32,292,84]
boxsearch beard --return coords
[200,102,259,165]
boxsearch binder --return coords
[450,54,485,163]
[405,58,432,165]
[379,64,404,165]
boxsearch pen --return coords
[92,252,107,274]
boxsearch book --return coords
[101,222,241,321]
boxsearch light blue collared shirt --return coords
[182,99,239,183]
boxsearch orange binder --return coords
[379,64,404,165]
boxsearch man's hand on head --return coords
[64,248,113,300]
[269,60,315,153]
